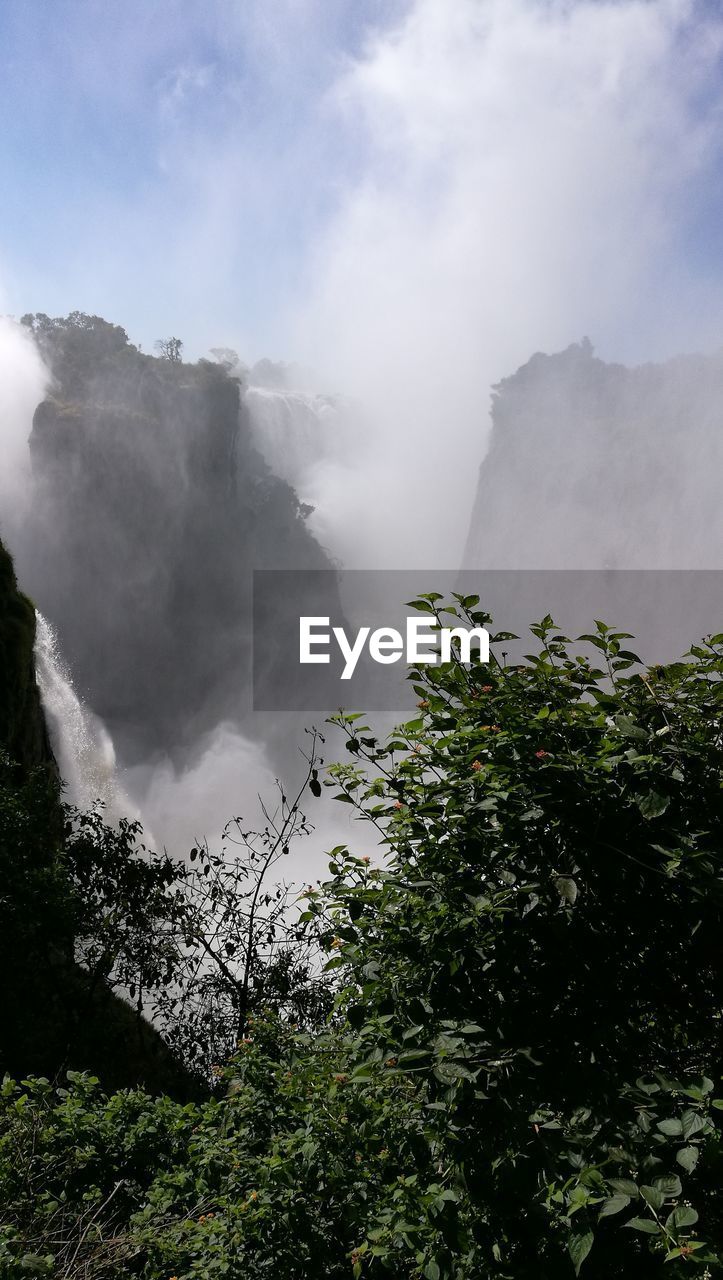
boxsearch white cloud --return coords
[5,1,723,572]
[288,0,723,566]
[0,317,49,543]
[123,722,372,878]
[158,62,216,120]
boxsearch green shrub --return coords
[1,600,721,1278]
[315,598,723,1275]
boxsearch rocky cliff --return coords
[0,538,55,776]
[0,534,200,1096]
[464,339,723,569]
[15,313,340,764]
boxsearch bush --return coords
[1,599,721,1278]
[314,598,723,1275]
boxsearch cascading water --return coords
[244,379,367,565]
[245,384,342,494]
[34,612,134,823]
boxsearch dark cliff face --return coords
[16,314,339,763]
[0,538,55,777]
[464,340,723,569]
[0,534,200,1096]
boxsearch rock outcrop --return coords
[0,538,55,777]
[16,314,340,764]
[464,339,723,569]
[0,533,200,1097]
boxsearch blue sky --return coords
[0,0,407,357]
[2,0,723,377]
[4,0,723,568]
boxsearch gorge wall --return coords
[464,339,723,569]
[14,314,340,768]
[0,533,200,1095]
[0,537,55,777]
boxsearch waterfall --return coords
[34,612,134,822]
[245,384,341,494]
[244,380,366,563]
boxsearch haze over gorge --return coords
[0,302,721,864]
[3,5,723,1271]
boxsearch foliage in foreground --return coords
[0,737,327,1088]
[1,598,722,1278]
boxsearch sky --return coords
[0,0,407,358]
[4,0,723,562]
[1,0,723,366]
[4,0,723,851]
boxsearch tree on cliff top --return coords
[154,335,183,362]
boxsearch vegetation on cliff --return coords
[0,597,721,1278]
[16,313,339,761]
[0,540,53,776]
[0,537,195,1095]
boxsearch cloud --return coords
[123,722,371,879]
[5,1,723,568]
[157,62,216,122]
[0,317,49,541]
[10,1,723,859]
[287,0,723,566]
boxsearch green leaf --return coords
[657,1118,683,1136]
[664,1243,704,1262]
[666,1205,698,1231]
[599,1194,630,1219]
[681,1085,705,1102]
[624,1218,660,1235]
[423,1262,441,1280]
[402,1023,425,1040]
[652,1174,682,1199]
[567,1230,594,1275]
[640,1185,665,1212]
[608,1179,639,1198]
[681,1111,706,1140]
[675,1146,699,1173]
[614,715,648,739]
[636,791,670,819]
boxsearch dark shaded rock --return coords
[0,535,202,1098]
[464,339,723,569]
[18,314,340,765]
[0,538,55,778]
